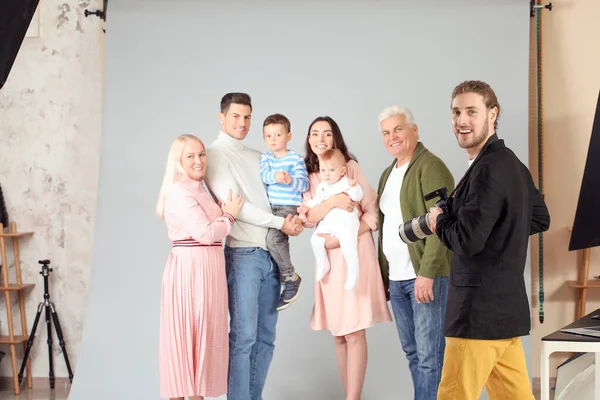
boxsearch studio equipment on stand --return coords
[18,259,74,389]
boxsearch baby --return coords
[260,113,309,311]
[302,148,363,291]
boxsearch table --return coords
[541,309,600,399]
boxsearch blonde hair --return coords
[156,134,204,219]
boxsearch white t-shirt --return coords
[379,162,417,281]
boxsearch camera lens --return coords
[398,213,434,244]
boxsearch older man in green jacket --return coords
[376,105,454,400]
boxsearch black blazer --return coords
[436,135,550,339]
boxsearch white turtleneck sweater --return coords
[204,131,285,249]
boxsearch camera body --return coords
[398,186,450,244]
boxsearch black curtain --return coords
[0,0,37,227]
[569,90,600,251]
[0,184,7,228]
[0,0,40,90]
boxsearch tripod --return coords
[18,259,74,389]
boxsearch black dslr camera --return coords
[398,187,450,244]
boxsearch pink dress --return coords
[301,160,392,336]
[159,177,233,398]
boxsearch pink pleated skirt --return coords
[311,231,392,336]
[159,243,228,398]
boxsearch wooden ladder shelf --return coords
[0,222,35,394]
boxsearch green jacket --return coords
[377,142,454,285]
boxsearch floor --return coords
[0,388,69,400]
[0,387,555,400]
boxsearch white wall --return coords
[0,0,102,380]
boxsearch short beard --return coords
[458,119,489,150]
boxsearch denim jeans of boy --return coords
[389,276,449,400]
[225,246,280,400]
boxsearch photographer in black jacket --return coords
[428,80,550,400]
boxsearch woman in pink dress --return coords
[299,117,392,400]
[155,134,244,400]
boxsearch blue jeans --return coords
[225,246,280,400]
[389,276,449,400]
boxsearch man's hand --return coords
[428,206,444,233]
[316,233,340,249]
[281,214,303,236]
[276,171,291,185]
[414,276,434,304]
[384,282,390,302]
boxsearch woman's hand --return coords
[304,193,356,225]
[317,233,340,249]
[329,193,357,212]
[220,189,245,219]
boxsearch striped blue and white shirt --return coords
[260,149,309,206]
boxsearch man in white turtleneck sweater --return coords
[204,92,303,400]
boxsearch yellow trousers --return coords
[437,337,535,400]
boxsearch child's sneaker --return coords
[276,274,302,311]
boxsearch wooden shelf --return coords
[567,280,600,289]
[0,283,35,291]
[0,335,29,345]
[0,221,34,394]
[0,231,33,238]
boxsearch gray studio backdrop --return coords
[68,1,530,399]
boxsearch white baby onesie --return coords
[306,176,363,290]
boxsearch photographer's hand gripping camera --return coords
[18,259,74,389]
[398,187,450,244]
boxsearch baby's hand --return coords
[297,204,309,215]
[348,177,357,187]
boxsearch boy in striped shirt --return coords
[260,113,309,311]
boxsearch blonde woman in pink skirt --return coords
[156,134,244,400]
